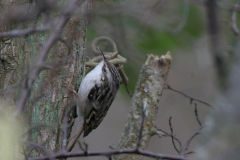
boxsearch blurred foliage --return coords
[0,99,23,160]
[138,4,204,53]
[86,1,205,97]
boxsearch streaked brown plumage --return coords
[77,48,120,137]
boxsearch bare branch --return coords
[165,85,213,108]
[169,117,180,154]
[77,141,88,153]
[156,127,182,149]
[194,103,202,126]
[29,148,188,160]
[158,118,204,156]
[26,142,53,160]
[0,25,50,38]
[181,125,205,154]
[183,151,195,156]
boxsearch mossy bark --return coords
[114,53,172,160]
[0,0,92,157]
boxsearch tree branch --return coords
[0,25,50,38]
[181,125,205,155]
[29,148,187,160]
[194,103,202,126]
[156,127,182,149]
[165,85,213,108]
[114,52,172,160]
[169,117,180,154]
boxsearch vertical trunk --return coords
[0,0,92,157]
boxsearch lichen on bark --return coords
[114,52,172,160]
[0,0,92,157]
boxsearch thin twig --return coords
[183,151,195,156]
[29,148,188,160]
[0,25,50,38]
[169,117,180,154]
[194,103,202,126]
[109,146,115,149]
[26,142,53,160]
[165,85,213,108]
[77,141,84,152]
[181,125,205,154]
[77,141,88,155]
[156,127,182,149]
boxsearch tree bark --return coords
[114,52,172,160]
[0,0,91,157]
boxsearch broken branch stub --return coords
[114,52,172,160]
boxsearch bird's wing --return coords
[83,83,115,137]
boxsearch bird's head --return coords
[97,46,120,83]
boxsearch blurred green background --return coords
[73,0,239,159]
[86,1,206,94]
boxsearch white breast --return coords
[77,61,104,116]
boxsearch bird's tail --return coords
[66,122,84,152]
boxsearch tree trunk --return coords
[0,0,91,157]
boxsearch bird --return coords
[66,47,120,151]
[78,46,121,137]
